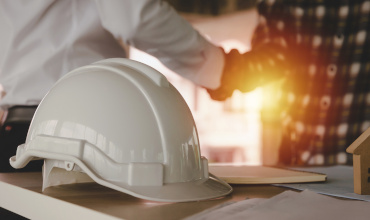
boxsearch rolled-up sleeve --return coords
[94,0,223,89]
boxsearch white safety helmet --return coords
[10,58,232,202]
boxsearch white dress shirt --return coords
[0,0,223,109]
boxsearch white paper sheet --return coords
[186,190,370,220]
[184,199,266,220]
[274,165,370,201]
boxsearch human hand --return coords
[207,44,288,101]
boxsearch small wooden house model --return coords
[346,127,370,195]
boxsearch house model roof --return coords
[346,127,370,155]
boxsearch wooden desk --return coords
[0,172,287,220]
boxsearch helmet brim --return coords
[11,151,232,202]
[104,173,233,202]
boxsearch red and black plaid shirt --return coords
[252,0,370,165]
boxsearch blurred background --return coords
[129,0,283,166]
[0,0,283,166]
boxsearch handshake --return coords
[207,45,289,101]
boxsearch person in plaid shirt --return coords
[208,0,370,165]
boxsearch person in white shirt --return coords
[0,0,224,108]
[0,0,225,172]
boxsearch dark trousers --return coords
[0,106,43,172]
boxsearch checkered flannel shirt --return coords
[252,0,370,165]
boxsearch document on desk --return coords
[185,190,370,220]
[209,164,327,184]
[274,165,370,202]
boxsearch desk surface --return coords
[0,172,287,220]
